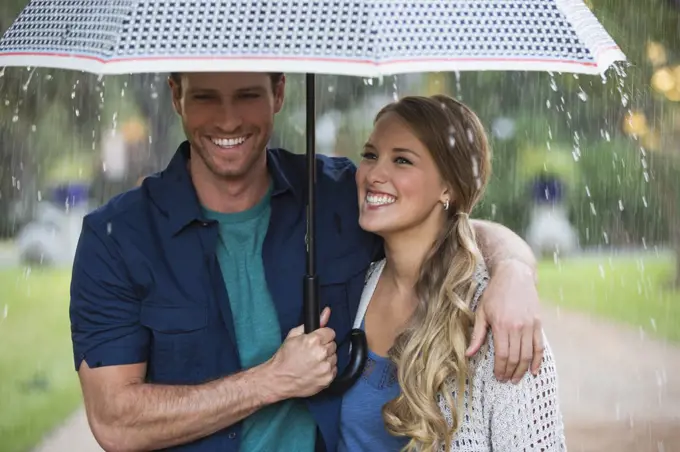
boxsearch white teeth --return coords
[212,136,247,148]
[366,193,396,206]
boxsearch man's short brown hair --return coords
[169,72,284,91]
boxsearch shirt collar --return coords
[145,141,300,235]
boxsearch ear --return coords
[168,76,183,116]
[440,185,452,205]
[273,75,286,114]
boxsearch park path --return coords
[32,305,680,452]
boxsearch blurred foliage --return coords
[0,0,678,260]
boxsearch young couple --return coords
[70,72,565,452]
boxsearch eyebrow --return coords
[234,85,267,94]
[187,85,266,95]
[365,142,419,157]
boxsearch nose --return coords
[365,158,389,185]
[214,100,243,132]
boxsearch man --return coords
[70,72,543,452]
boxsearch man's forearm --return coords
[471,219,537,276]
[92,363,278,452]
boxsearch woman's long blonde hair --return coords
[377,95,492,451]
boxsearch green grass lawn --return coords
[537,253,680,343]
[0,266,82,452]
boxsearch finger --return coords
[531,323,545,375]
[314,327,336,345]
[511,326,533,384]
[319,307,331,328]
[466,312,489,357]
[503,327,522,381]
[325,341,337,358]
[287,324,304,338]
[327,353,338,368]
[493,327,510,382]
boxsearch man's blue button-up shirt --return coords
[70,141,381,451]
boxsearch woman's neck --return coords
[381,217,442,295]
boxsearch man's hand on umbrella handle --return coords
[267,307,338,399]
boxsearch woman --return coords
[338,95,566,452]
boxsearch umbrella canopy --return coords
[0,0,625,76]
[0,0,626,394]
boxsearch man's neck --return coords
[189,153,270,214]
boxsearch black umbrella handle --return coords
[302,276,368,395]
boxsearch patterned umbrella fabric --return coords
[0,0,625,76]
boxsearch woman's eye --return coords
[395,157,412,165]
[360,151,377,160]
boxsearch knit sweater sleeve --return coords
[439,264,567,451]
[481,331,567,451]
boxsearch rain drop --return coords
[466,128,474,144]
[71,91,76,99]
[106,222,113,235]
[454,71,462,97]
[0,67,4,78]
[75,109,80,117]
[642,195,648,207]
[618,200,624,211]
[2,304,7,320]
[22,67,36,91]
[549,77,558,91]
[585,186,591,197]
[12,115,18,123]
[546,99,551,108]
[598,264,605,279]
[37,191,42,201]
[589,202,597,215]
[577,88,588,101]
[31,124,36,132]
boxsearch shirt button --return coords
[228,432,237,439]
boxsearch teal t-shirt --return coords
[202,185,317,452]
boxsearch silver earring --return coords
[443,199,450,211]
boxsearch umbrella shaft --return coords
[306,73,316,276]
[304,73,319,333]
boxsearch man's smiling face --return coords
[169,72,285,180]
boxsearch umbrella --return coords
[0,0,626,394]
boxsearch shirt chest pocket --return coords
[140,305,208,383]
[317,249,372,366]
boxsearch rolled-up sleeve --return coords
[70,217,149,371]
